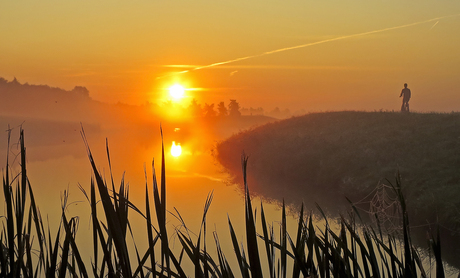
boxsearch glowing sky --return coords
[1,1,460,112]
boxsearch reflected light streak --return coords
[157,13,460,79]
[171,141,182,157]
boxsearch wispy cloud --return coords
[156,13,460,79]
[163,64,203,68]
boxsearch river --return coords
[1,117,458,277]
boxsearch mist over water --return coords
[0,77,297,274]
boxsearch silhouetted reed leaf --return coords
[145,182,157,277]
[287,234,309,277]
[62,214,88,278]
[241,155,262,278]
[260,202,274,278]
[412,247,427,278]
[158,126,171,275]
[429,226,445,278]
[281,200,288,278]
[213,232,235,278]
[228,217,250,278]
[81,130,132,277]
[167,249,187,278]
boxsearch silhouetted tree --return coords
[241,107,265,116]
[217,101,227,117]
[72,86,90,98]
[267,107,291,118]
[203,103,216,117]
[189,99,203,117]
[12,77,19,84]
[228,99,241,117]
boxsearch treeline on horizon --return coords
[0,76,297,121]
[152,98,295,119]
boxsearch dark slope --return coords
[216,111,460,265]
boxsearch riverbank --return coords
[216,111,460,267]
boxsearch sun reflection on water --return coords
[171,141,182,157]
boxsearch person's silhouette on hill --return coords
[400,83,411,112]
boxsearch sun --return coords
[169,84,185,100]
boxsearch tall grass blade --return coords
[152,158,169,277]
[167,249,187,278]
[241,155,263,278]
[145,180,157,278]
[412,247,427,278]
[81,130,132,277]
[27,178,46,275]
[4,129,15,277]
[86,179,99,277]
[292,203,305,278]
[390,175,416,278]
[287,234,309,277]
[280,199,287,278]
[17,129,27,278]
[106,139,119,212]
[0,232,6,275]
[160,126,171,276]
[314,207,329,278]
[213,232,235,278]
[62,214,88,278]
[228,217,249,278]
[48,225,61,278]
[95,217,115,277]
[25,233,33,278]
[430,227,445,278]
[306,214,319,278]
[363,229,381,278]
[58,228,70,278]
[260,202,274,278]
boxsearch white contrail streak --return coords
[429,21,439,30]
[157,14,460,79]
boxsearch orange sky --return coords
[1,1,460,112]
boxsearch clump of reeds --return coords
[0,128,449,277]
[0,129,88,278]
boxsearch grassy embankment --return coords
[216,111,460,268]
[0,127,449,277]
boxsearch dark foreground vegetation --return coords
[216,111,460,269]
[0,128,451,277]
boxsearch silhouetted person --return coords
[400,83,411,112]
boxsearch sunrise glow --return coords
[169,84,185,100]
[171,141,182,157]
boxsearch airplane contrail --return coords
[429,21,440,30]
[157,14,460,79]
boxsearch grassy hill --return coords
[216,111,460,265]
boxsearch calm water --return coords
[1,121,298,274]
